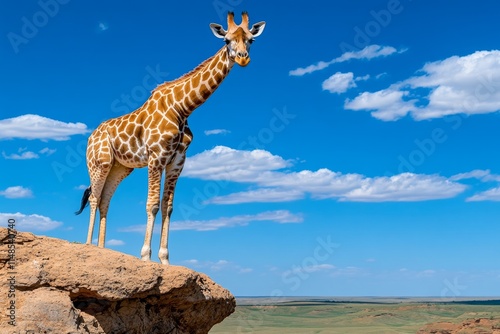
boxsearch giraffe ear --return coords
[209,23,227,39]
[250,21,266,38]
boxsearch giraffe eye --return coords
[224,39,230,45]
[248,38,255,44]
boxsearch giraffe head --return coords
[209,12,266,67]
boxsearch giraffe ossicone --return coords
[76,12,265,265]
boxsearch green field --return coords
[210,298,500,333]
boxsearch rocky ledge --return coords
[418,317,500,334]
[0,227,235,334]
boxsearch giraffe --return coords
[75,12,265,265]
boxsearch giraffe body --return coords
[77,12,265,264]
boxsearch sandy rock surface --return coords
[0,228,235,334]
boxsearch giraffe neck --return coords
[156,46,234,118]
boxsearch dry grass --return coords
[210,299,500,334]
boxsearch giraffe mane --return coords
[153,46,225,92]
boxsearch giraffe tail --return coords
[75,186,92,215]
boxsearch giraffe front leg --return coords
[159,182,176,265]
[141,167,163,261]
[159,128,192,265]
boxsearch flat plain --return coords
[210,298,500,333]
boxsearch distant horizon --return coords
[235,296,500,299]
[233,296,500,306]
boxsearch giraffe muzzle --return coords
[235,55,250,67]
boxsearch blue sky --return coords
[1,0,500,297]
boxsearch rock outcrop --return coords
[418,318,500,334]
[0,228,235,334]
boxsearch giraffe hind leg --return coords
[97,162,133,247]
[86,160,114,245]
[84,128,116,245]
[86,173,107,245]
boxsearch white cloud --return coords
[356,74,370,82]
[289,45,400,76]
[209,260,230,271]
[409,50,500,120]
[106,239,125,246]
[347,50,500,121]
[183,146,291,181]
[0,212,62,231]
[451,170,500,201]
[98,22,109,31]
[207,188,304,204]
[39,147,56,156]
[304,264,336,272]
[204,129,231,136]
[287,263,336,276]
[335,45,400,62]
[345,88,417,121]
[117,225,151,233]
[184,147,466,203]
[119,210,303,233]
[2,147,57,160]
[75,184,89,190]
[330,266,368,278]
[2,150,39,160]
[450,169,500,182]
[0,114,90,141]
[466,187,500,202]
[182,259,252,274]
[341,173,466,202]
[172,210,303,231]
[289,61,331,77]
[0,186,33,199]
[259,169,364,198]
[322,72,357,94]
